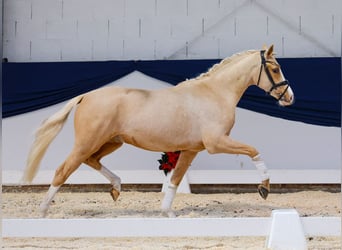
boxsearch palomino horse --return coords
[22,45,294,217]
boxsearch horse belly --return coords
[120,125,204,152]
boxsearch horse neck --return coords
[205,53,259,104]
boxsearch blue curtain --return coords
[2,57,341,127]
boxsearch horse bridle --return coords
[256,50,290,101]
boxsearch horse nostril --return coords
[288,95,295,104]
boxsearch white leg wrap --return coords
[161,183,177,217]
[99,165,121,191]
[252,154,270,181]
[40,185,60,217]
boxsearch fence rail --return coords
[2,217,340,238]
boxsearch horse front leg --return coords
[203,135,270,199]
[252,154,270,199]
[161,150,197,217]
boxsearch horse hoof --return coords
[258,179,270,200]
[258,185,269,200]
[40,210,48,218]
[162,210,176,218]
[110,188,120,201]
[39,204,49,218]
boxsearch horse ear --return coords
[266,44,274,57]
[262,44,268,50]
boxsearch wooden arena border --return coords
[3,169,340,185]
[3,217,340,237]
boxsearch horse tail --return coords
[22,94,85,183]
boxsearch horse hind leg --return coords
[86,161,122,201]
[40,149,86,217]
[40,185,60,217]
[84,140,123,201]
[40,141,122,217]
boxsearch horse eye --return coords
[272,68,280,74]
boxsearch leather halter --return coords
[256,50,290,101]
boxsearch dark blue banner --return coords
[2,57,341,127]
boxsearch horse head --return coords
[256,45,294,106]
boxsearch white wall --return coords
[3,0,341,62]
[2,72,340,184]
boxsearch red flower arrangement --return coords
[158,151,181,175]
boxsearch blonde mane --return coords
[195,50,257,80]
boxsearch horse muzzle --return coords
[278,85,295,106]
